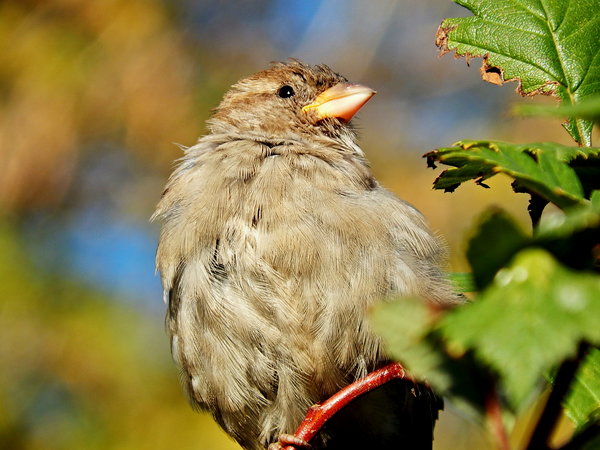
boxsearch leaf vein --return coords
[574,46,600,93]
[577,376,600,406]
[477,17,547,37]
[508,0,547,21]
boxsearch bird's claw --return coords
[267,433,311,450]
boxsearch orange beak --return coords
[302,83,376,122]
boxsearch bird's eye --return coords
[277,85,295,98]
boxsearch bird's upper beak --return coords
[302,83,376,122]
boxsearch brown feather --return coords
[153,60,461,449]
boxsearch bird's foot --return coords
[267,433,311,450]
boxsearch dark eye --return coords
[277,85,295,98]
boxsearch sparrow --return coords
[152,60,461,449]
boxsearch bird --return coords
[152,60,461,449]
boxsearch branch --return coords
[510,181,548,228]
[485,387,510,450]
[526,342,590,450]
[279,362,412,450]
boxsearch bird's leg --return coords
[271,362,411,450]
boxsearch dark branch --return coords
[526,342,590,450]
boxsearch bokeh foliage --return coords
[0,0,237,448]
[0,0,205,212]
[0,222,240,449]
[2,0,589,448]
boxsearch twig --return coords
[526,342,589,450]
[281,362,411,450]
[527,192,548,229]
[510,181,548,229]
[485,387,510,450]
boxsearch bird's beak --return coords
[302,83,376,122]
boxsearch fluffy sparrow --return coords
[153,60,460,449]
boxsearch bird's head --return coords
[208,60,376,142]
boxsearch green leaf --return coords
[565,348,600,429]
[428,161,495,193]
[466,209,529,290]
[449,272,477,293]
[425,141,600,208]
[441,249,600,408]
[571,159,600,200]
[437,0,600,145]
[370,299,450,388]
[370,298,489,417]
[514,95,600,122]
[534,191,600,271]
[537,191,600,239]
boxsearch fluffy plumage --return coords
[153,60,460,449]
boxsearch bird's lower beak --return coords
[302,83,376,122]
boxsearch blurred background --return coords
[0,0,590,448]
